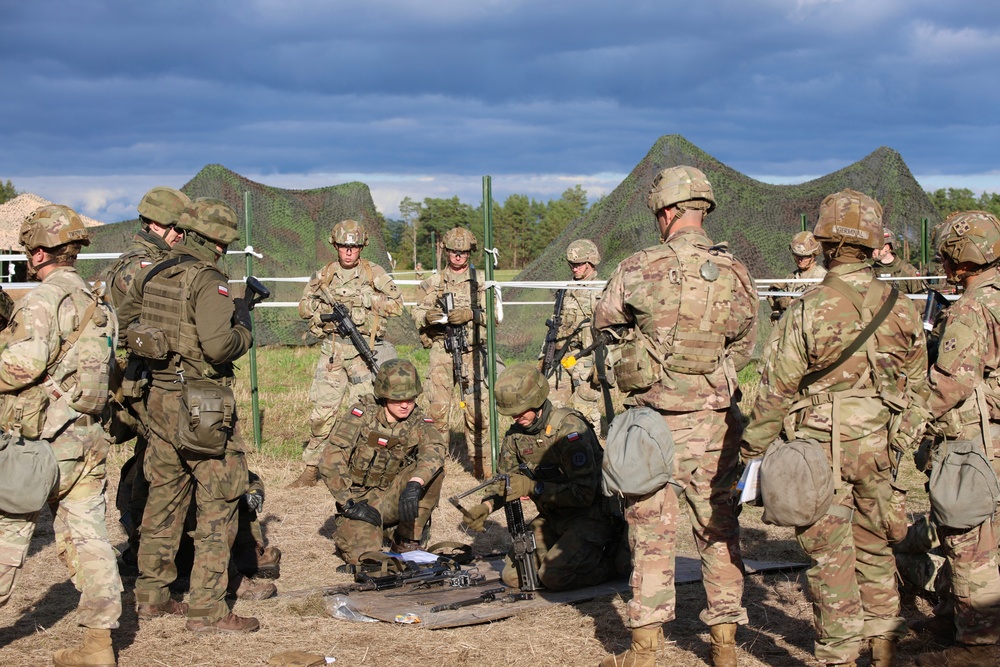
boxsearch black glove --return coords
[342,499,382,527]
[243,488,264,513]
[233,297,252,330]
[398,481,422,523]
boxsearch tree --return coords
[0,180,16,205]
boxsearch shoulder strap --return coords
[54,295,97,369]
[140,254,198,292]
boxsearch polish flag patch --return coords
[423,417,435,423]
[377,437,389,447]
[218,285,229,296]
[140,261,152,268]
[567,432,580,441]
[351,407,364,417]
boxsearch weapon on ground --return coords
[244,276,271,309]
[505,497,542,592]
[439,292,471,394]
[429,586,534,612]
[320,302,379,374]
[384,569,487,597]
[275,560,466,598]
[541,289,567,378]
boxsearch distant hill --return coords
[501,134,942,357]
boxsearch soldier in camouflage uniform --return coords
[119,197,260,633]
[893,211,1000,667]
[412,227,495,478]
[461,365,625,591]
[319,359,446,564]
[767,231,827,322]
[0,205,122,667]
[593,166,758,667]
[874,228,926,293]
[742,190,927,667]
[0,287,14,331]
[289,219,403,489]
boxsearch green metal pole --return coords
[483,176,500,473]
[921,217,929,269]
[244,191,263,450]
[801,213,807,233]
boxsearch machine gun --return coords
[540,289,567,378]
[244,276,271,309]
[320,303,380,374]
[439,292,471,394]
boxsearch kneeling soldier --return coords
[320,359,446,564]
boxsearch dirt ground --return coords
[0,442,949,666]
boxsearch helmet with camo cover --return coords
[566,239,600,265]
[813,189,883,250]
[442,227,478,252]
[138,187,190,227]
[329,219,369,247]
[374,358,422,401]
[647,165,716,214]
[789,231,820,257]
[938,210,1000,267]
[495,364,549,416]
[20,204,90,251]
[176,197,240,246]
[881,228,897,248]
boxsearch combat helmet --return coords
[176,197,240,246]
[647,166,716,214]
[20,204,90,251]
[813,189,883,249]
[374,359,422,401]
[881,228,896,248]
[938,210,1000,267]
[495,364,549,416]
[138,187,190,227]
[789,231,820,257]
[329,219,369,247]
[442,227,477,252]
[566,239,600,265]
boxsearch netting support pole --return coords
[800,213,807,232]
[920,217,929,271]
[244,191,263,450]
[483,176,500,473]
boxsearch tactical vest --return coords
[507,407,599,479]
[317,260,385,339]
[336,396,423,490]
[137,256,211,375]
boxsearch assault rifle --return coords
[276,560,471,598]
[244,276,271,309]
[439,292,471,394]
[540,289,566,378]
[922,289,952,366]
[429,586,534,613]
[320,303,380,374]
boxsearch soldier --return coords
[289,219,403,489]
[0,287,14,331]
[742,189,927,667]
[319,359,446,564]
[461,364,625,591]
[874,228,926,293]
[767,231,826,322]
[412,226,494,478]
[0,205,122,666]
[893,211,1000,667]
[119,197,260,633]
[593,166,758,667]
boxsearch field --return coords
[0,346,948,666]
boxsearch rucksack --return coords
[601,406,678,497]
[929,437,1000,530]
[760,438,835,527]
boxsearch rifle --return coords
[244,276,271,309]
[593,341,614,437]
[505,496,542,592]
[276,560,465,598]
[541,289,567,378]
[922,289,952,366]
[320,303,380,374]
[560,328,614,371]
[439,292,471,394]
[384,569,487,597]
[429,586,534,613]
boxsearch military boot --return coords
[286,465,319,489]
[185,612,260,634]
[52,628,116,667]
[871,637,896,667]
[914,644,1000,666]
[136,599,189,620]
[255,545,282,579]
[227,574,277,600]
[599,625,661,667]
[710,623,738,667]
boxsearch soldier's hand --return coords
[243,488,264,513]
[461,502,491,533]
[426,308,446,324]
[398,480,422,523]
[342,499,382,527]
[233,297,253,330]
[448,307,474,325]
[505,473,536,500]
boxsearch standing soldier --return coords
[742,190,927,667]
[289,219,403,489]
[593,166,758,667]
[767,231,826,322]
[874,228,926,293]
[119,197,259,632]
[412,226,493,479]
[319,359,445,564]
[894,211,1000,667]
[0,205,122,666]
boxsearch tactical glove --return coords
[461,501,491,533]
[398,481,422,523]
[342,499,382,527]
[448,307,474,325]
[425,308,446,324]
[243,488,265,513]
[233,297,253,330]
[505,473,536,500]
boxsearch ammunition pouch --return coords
[177,378,236,457]
[126,323,170,360]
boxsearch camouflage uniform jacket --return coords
[0,267,118,440]
[593,227,758,412]
[320,395,445,506]
[875,255,926,293]
[490,401,604,521]
[769,262,827,313]
[299,259,403,356]
[412,267,488,349]
[743,262,927,456]
[102,228,172,310]
[557,285,602,382]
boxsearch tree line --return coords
[927,188,1000,220]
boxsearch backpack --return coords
[601,406,678,497]
[760,438,835,527]
[929,438,1000,530]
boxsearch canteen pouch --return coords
[126,323,170,360]
[929,438,1000,530]
[0,433,59,514]
[177,378,235,457]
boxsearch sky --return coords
[2,0,999,223]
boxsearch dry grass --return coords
[0,347,944,666]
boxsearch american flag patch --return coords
[218,285,229,296]
[377,437,389,447]
[423,417,435,423]
[351,407,364,417]
[567,432,580,441]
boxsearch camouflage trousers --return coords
[333,463,444,565]
[502,505,624,591]
[625,407,747,629]
[894,515,947,600]
[0,422,123,629]
[134,388,249,622]
[795,432,905,665]
[425,345,491,477]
